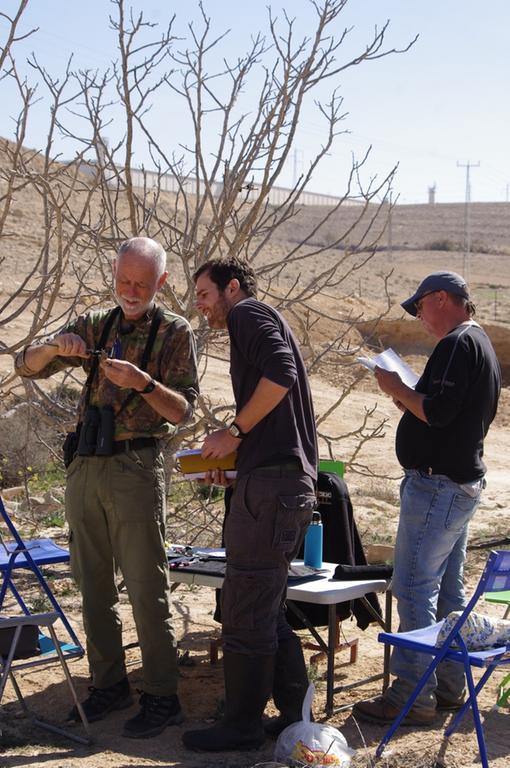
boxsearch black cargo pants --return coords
[221,466,315,655]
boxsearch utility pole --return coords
[457,160,480,283]
[292,148,303,188]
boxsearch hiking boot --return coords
[67,677,133,723]
[436,692,466,711]
[182,651,273,752]
[264,713,300,738]
[264,634,309,739]
[353,695,436,726]
[123,693,184,738]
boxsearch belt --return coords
[252,459,303,475]
[112,437,158,454]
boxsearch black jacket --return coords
[287,472,382,631]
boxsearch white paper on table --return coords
[193,548,226,559]
[357,347,419,389]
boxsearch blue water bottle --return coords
[304,510,323,569]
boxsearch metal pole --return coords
[457,161,480,282]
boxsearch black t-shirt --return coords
[396,322,501,483]
[227,298,317,479]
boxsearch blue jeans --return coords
[386,469,483,711]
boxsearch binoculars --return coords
[77,405,115,456]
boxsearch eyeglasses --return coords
[414,291,438,314]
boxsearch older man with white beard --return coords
[15,237,198,738]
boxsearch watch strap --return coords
[139,378,156,395]
[229,420,247,438]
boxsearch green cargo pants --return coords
[65,445,178,695]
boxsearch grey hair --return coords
[450,293,476,317]
[117,237,167,278]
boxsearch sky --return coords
[1,0,509,205]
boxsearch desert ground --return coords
[1,349,510,768]
[1,187,510,767]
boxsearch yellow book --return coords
[175,448,237,479]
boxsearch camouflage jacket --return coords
[15,305,199,440]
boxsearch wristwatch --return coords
[227,421,247,439]
[138,378,156,395]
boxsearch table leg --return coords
[328,587,392,716]
[383,589,392,690]
[326,603,336,717]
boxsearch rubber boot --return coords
[182,651,274,752]
[265,633,309,738]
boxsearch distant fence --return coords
[81,163,360,207]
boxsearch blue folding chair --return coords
[0,495,83,663]
[376,549,510,768]
[0,612,92,744]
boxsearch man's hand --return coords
[374,365,427,422]
[374,367,404,398]
[101,359,190,423]
[50,333,89,358]
[202,469,234,488]
[202,429,240,459]
[100,358,147,391]
[21,332,89,374]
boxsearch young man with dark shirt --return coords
[182,256,318,752]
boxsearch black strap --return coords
[140,307,163,372]
[116,306,164,416]
[83,306,121,412]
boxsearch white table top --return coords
[168,556,388,605]
[287,562,388,604]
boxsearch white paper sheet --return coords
[357,347,419,389]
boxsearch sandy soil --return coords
[1,161,510,766]
[1,352,509,768]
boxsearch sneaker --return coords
[68,677,133,723]
[123,693,184,739]
[352,695,436,726]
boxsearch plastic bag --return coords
[274,684,354,767]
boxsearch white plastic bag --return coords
[274,684,354,767]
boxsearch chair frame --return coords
[0,612,92,744]
[0,495,83,663]
[376,549,510,768]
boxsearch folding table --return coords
[168,554,391,716]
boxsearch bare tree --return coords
[0,0,415,507]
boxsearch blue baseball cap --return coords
[401,271,470,317]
